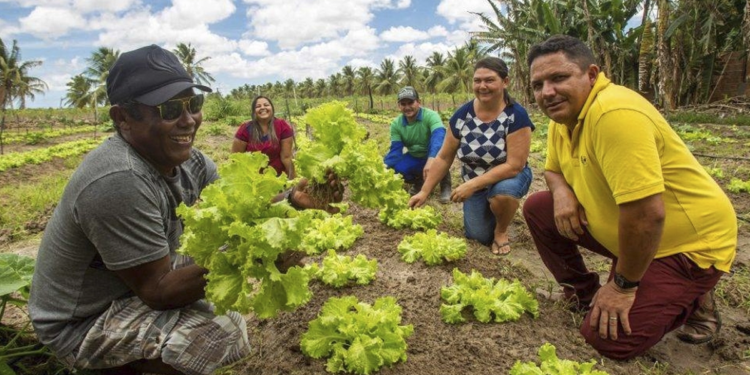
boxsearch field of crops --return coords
[0,104,749,375]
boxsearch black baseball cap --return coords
[106,44,211,106]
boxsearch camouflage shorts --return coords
[61,296,250,375]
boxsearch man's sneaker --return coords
[677,290,722,344]
[439,173,452,204]
[409,179,424,196]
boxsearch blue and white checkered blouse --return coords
[449,100,535,182]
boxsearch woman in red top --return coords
[232,96,295,178]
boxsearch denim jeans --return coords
[463,165,532,245]
[385,153,427,184]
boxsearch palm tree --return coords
[301,78,315,99]
[15,71,47,110]
[284,78,298,107]
[64,74,94,109]
[462,39,488,66]
[745,0,750,81]
[85,47,119,122]
[398,55,419,88]
[64,74,98,134]
[375,58,400,96]
[328,73,343,97]
[314,79,327,98]
[439,46,473,102]
[1,38,46,154]
[341,65,357,97]
[656,0,675,110]
[425,52,446,109]
[173,43,215,86]
[356,66,375,111]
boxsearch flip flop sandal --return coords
[492,240,511,256]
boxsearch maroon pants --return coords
[522,191,724,360]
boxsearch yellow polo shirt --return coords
[545,73,736,272]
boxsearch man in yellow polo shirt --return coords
[522,35,736,360]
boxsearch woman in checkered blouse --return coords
[409,57,535,256]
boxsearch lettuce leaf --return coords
[440,268,538,324]
[397,229,467,266]
[301,296,413,375]
[177,152,321,317]
[510,343,610,375]
[313,250,378,288]
[300,214,364,255]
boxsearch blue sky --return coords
[0,0,499,108]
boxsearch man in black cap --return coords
[28,45,336,375]
[384,86,452,203]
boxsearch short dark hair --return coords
[527,35,596,71]
[474,57,514,105]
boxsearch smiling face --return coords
[119,89,201,176]
[530,51,599,129]
[398,98,421,122]
[254,97,274,123]
[473,68,508,105]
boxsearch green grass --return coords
[715,264,750,314]
[667,111,750,126]
[0,173,72,241]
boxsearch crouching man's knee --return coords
[163,310,251,374]
[580,321,652,361]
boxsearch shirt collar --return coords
[401,107,423,126]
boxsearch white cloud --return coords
[73,0,138,13]
[427,25,448,37]
[380,25,449,43]
[37,56,86,93]
[238,40,270,56]
[1,0,69,7]
[89,6,238,57]
[208,27,380,82]
[19,7,86,38]
[346,58,378,69]
[395,0,410,8]
[380,26,429,43]
[446,29,470,45]
[160,0,235,29]
[388,42,454,64]
[243,0,406,49]
[0,19,20,39]
[436,0,495,31]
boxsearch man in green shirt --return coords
[384,86,452,203]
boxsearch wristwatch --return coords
[614,272,640,289]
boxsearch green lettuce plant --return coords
[440,268,538,324]
[301,296,413,374]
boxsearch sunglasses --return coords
[155,94,204,121]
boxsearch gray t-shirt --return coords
[29,134,218,357]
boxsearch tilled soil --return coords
[233,181,750,375]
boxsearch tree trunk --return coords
[0,108,5,155]
[744,0,750,80]
[285,97,291,120]
[657,0,675,110]
[638,17,654,92]
[367,87,374,111]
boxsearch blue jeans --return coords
[463,165,533,245]
[385,153,427,183]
